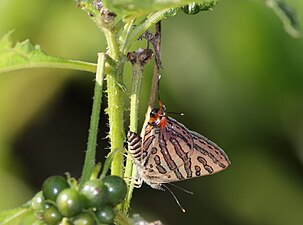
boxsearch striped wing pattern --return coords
[127,115,230,189]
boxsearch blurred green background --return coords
[1,0,303,224]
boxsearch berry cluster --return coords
[32,175,127,225]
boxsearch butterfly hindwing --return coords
[179,130,230,179]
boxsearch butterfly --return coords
[127,101,231,190]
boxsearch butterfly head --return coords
[148,101,167,128]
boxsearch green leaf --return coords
[0,31,97,74]
[0,205,39,225]
[266,0,300,38]
[181,1,217,15]
[103,0,215,18]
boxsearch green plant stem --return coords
[129,63,144,133]
[105,32,120,60]
[79,53,105,187]
[123,9,168,53]
[123,62,144,214]
[119,19,135,53]
[104,30,125,177]
[106,71,125,177]
[80,0,126,178]
[79,4,171,215]
[115,210,133,225]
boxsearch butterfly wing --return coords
[179,130,230,178]
[139,117,230,185]
[139,117,196,184]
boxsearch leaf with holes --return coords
[103,0,218,18]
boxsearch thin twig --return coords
[140,21,162,137]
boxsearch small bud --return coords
[127,48,153,66]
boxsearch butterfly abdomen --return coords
[127,131,143,162]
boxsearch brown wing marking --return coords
[191,131,230,174]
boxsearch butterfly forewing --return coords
[140,117,195,177]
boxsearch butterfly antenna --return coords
[155,21,162,103]
[167,183,194,195]
[166,111,185,116]
[162,184,186,213]
[157,74,161,102]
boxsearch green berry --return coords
[56,188,84,217]
[42,205,62,225]
[96,206,115,224]
[80,180,108,208]
[102,176,127,206]
[73,212,96,225]
[42,176,69,201]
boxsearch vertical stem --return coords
[140,22,162,137]
[104,31,125,177]
[123,62,144,213]
[106,70,125,177]
[129,63,144,132]
[140,62,160,138]
[105,32,120,60]
[120,19,135,54]
[80,53,105,187]
[115,211,133,225]
[123,10,167,53]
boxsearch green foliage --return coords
[0,31,96,75]
[181,1,217,15]
[103,0,216,18]
[0,205,38,225]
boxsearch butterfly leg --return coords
[123,151,134,160]
[150,183,164,191]
[133,177,143,188]
[123,175,143,188]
